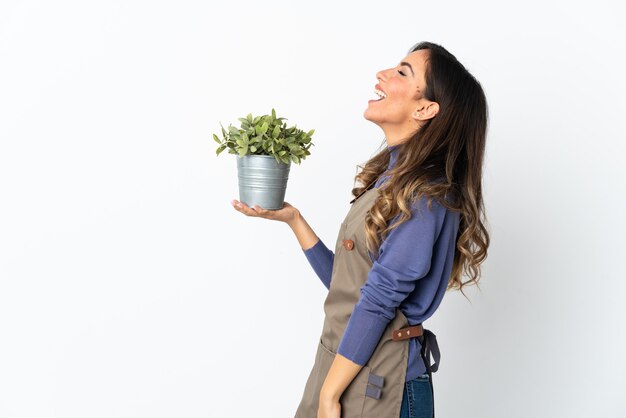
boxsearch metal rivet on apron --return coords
[343,239,354,251]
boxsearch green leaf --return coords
[307,129,315,137]
[280,155,290,164]
[250,145,257,153]
[216,145,226,155]
[247,113,253,122]
[213,134,221,144]
[254,123,263,135]
[272,108,276,119]
[272,125,280,139]
[238,145,248,157]
[260,121,269,135]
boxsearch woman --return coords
[231,41,489,418]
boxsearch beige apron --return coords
[295,187,426,418]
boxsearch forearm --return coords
[287,211,319,250]
[320,353,363,402]
[303,239,334,289]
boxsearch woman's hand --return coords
[231,199,320,249]
[231,199,300,226]
[317,397,341,418]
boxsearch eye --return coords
[397,69,406,76]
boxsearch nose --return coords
[376,67,392,81]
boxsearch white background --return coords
[1,1,625,417]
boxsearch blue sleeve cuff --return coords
[303,239,334,289]
[336,304,390,366]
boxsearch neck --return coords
[382,125,419,146]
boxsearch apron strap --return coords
[419,329,440,373]
[418,329,439,418]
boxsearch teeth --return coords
[374,89,387,100]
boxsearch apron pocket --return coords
[320,339,370,418]
[295,339,370,418]
[295,339,337,418]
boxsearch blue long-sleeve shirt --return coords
[303,146,460,381]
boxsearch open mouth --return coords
[373,88,387,101]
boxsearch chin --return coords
[363,110,382,126]
[363,107,376,122]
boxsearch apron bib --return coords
[295,188,417,418]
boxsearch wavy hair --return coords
[353,41,490,296]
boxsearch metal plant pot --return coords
[237,155,291,210]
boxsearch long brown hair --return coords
[353,41,489,296]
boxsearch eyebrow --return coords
[400,62,414,76]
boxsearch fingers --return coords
[231,199,256,216]
[231,199,275,219]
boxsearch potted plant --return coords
[213,109,315,210]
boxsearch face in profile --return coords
[364,49,438,142]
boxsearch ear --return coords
[412,101,440,122]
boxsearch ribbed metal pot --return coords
[237,155,291,210]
